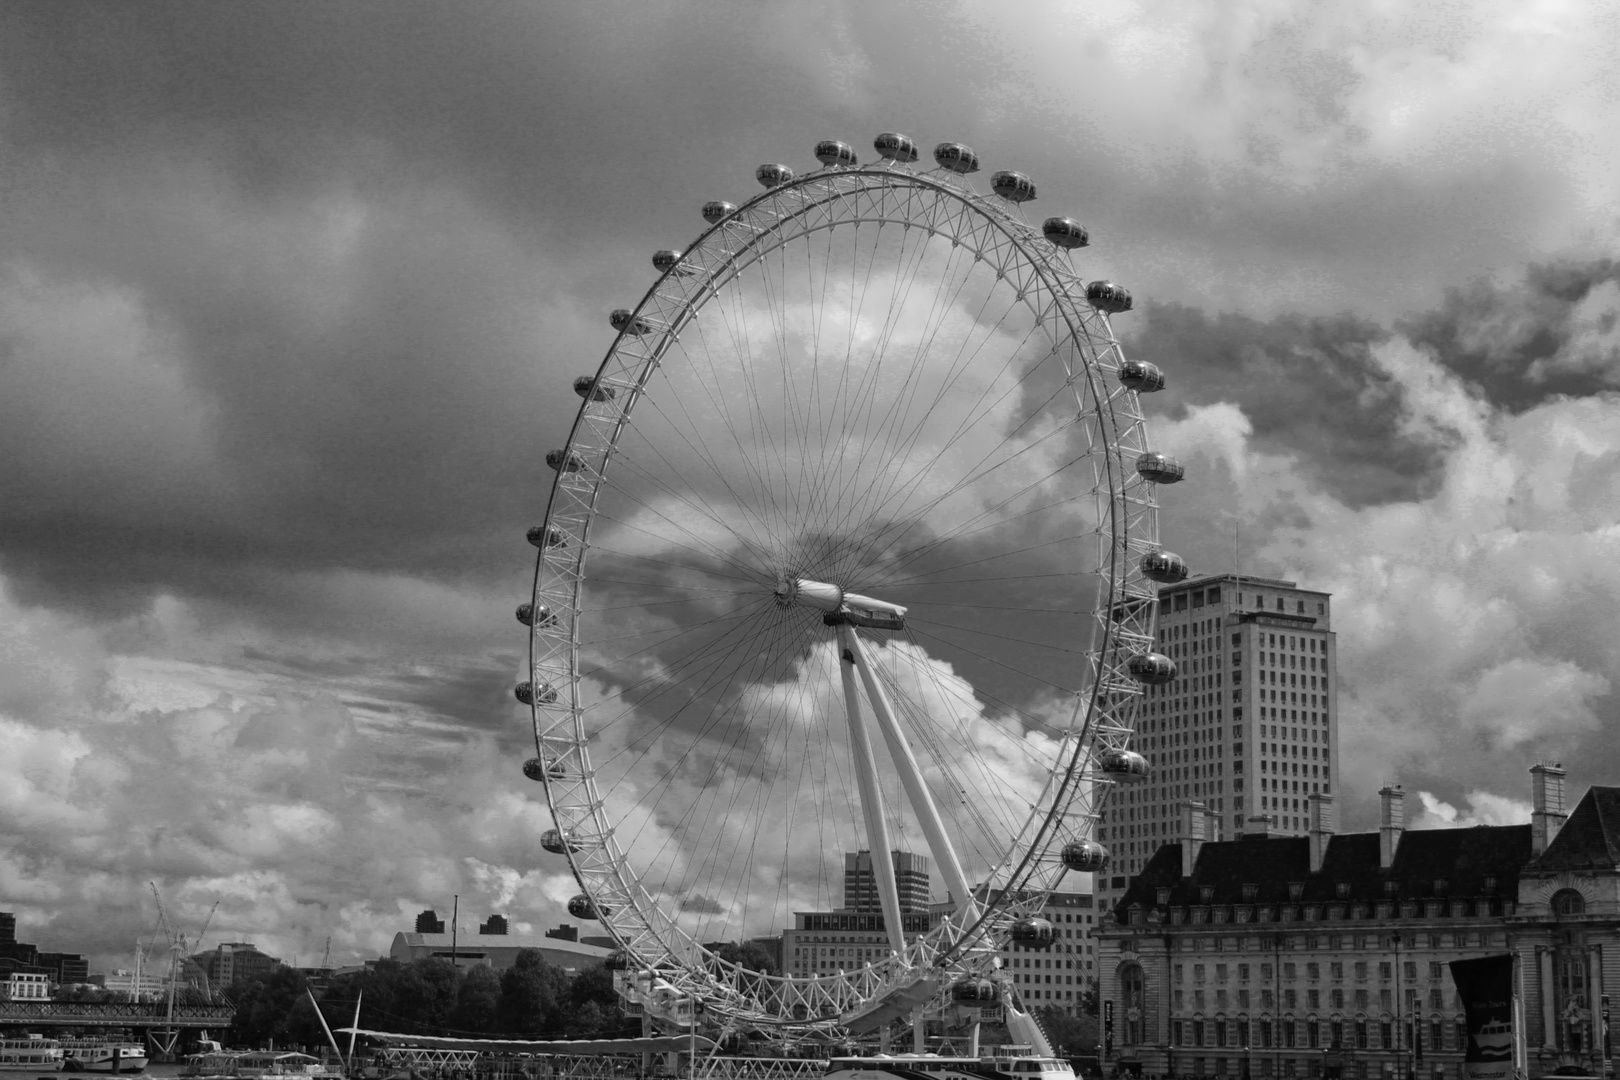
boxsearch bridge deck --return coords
[0,1001,236,1028]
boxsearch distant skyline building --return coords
[101,968,169,1000]
[783,850,938,979]
[844,849,932,913]
[1097,574,1338,909]
[0,911,86,983]
[189,941,280,990]
[998,890,1097,1016]
[414,909,446,934]
[781,907,938,978]
[36,951,89,984]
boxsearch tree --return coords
[496,949,569,1034]
[231,967,326,1049]
[448,964,501,1034]
[391,958,459,1034]
[564,963,623,1036]
[1036,1005,1100,1057]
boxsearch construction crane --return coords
[146,883,222,1058]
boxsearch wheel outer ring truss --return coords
[525,161,1164,1031]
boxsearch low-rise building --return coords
[1096,764,1620,1080]
[388,931,610,973]
[1,971,51,1000]
[101,969,170,1000]
[782,910,937,978]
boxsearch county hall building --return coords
[1096,764,1620,1080]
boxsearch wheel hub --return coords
[774,577,908,629]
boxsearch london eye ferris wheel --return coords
[517,132,1187,1036]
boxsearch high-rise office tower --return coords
[844,849,932,913]
[1095,574,1338,909]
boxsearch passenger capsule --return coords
[546,449,584,474]
[1135,451,1185,485]
[874,132,920,163]
[652,249,699,277]
[1087,280,1133,314]
[950,978,999,1004]
[541,828,581,855]
[522,756,566,782]
[1009,918,1056,947]
[568,894,608,921]
[756,163,795,188]
[702,201,738,224]
[605,951,632,971]
[514,681,559,706]
[990,171,1037,203]
[933,143,980,174]
[1118,359,1166,393]
[814,140,858,168]
[1042,217,1090,250]
[527,525,567,549]
[1126,651,1177,686]
[1061,838,1110,873]
[574,375,615,402]
[610,309,652,335]
[1140,551,1190,584]
[517,602,559,628]
[1099,747,1154,781]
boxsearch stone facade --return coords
[1096,767,1620,1080]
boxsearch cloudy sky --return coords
[2,0,1619,973]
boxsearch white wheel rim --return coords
[526,160,1164,1030]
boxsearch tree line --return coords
[229,950,626,1049]
[226,946,1099,1060]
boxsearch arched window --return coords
[1551,889,1585,917]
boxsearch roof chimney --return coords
[1182,800,1209,877]
[1245,814,1274,839]
[1379,785,1405,869]
[1308,792,1335,874]
[1529,762,1568,856]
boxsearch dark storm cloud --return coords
[1399,259,1620,410]
[680,893,725,914]
[1125,303,1454,507]
[0,1,851,617]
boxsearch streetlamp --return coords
[1243,1043,1253,1080]
[1407,991,1420,1080]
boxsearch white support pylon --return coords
[838,629,910,958]
[842,626,977,920]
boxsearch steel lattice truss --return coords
[524,154,1165,1032]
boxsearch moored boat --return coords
[60,1038,148,1073]
[824,1047,1077,1080]
[181,1050,342,1080]
[0,1034,64,1072]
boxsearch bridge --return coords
[0,999,236,1030]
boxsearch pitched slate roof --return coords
[1530,786,1620,871]
[1113,824,1531,921]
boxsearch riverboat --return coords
[181,1050,342,1080]
[824,1048,1077,1080]
[0,1034,64,1072]
[60,1038,148,1073]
